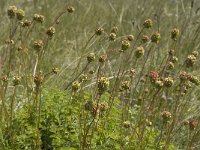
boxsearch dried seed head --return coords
[164,77,174,87]
[21,20,32,27]
[97,77,109,94]
[33,40,44,51]
[52,67,59,74]
[141,35,149,43]
[16,9,25,20]
[183,120,189,126]
[189,120,198,131]
[189,75,200,86]
[92,104,99,117]
[99,102,108,112]
[185,54,197,67]
[95,27,104,35]
[166,62,174,70]
[135,46,145,58]
[130,68,136,77]
[126,35,134,41]
[72,81,80,92]
[67,6,75,13]
[179,71,190,82]
[171,28,179,41]
[46,26,55,37]
[121,81,130,90]
[191,51,199,57]
[143,19,153,28]
[99,54,107,63]
[17,46,23,51]
[155,80,164,88]
[5,39,15,45]
[34,72,43,86]
[13,76,21,86]
[33,14,44,23]
[109,33,116,41]
[171,56,178,63]
[1,75,8,82]
[111,26,118,34]
[185,82,192,89]
[87,53,95,63]
[151,32,161,43]
[79,74,88,83]
[162,111,172,121]
[7,6,17,18]
[121,39,130,51]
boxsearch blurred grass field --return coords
[1,0,200,88]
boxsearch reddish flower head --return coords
[189,120,198,131]
[149,71,159,81]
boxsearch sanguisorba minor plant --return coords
[62,17,200,150]
[0,4,75,149]
[0,1,200,150]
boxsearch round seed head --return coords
[99,54,107,63]
[162,111,172,121]
[7,6,17,19]
[185,54,197,67]
[95,27,104,35]
[67,6,75,13]
[97,77,109,94]
[121,39,130,51]
[135,46,145,58]
[151,32,161,43]
[33,14,44,23]
[126,35,134,41]
[164,77,174,87]
[109,33,116,41]
[143,19,153,28]
[87,53,95,63]
[13,76,21,86]
[189,120,198,131]
[16,9,25,20]
[33,40,44,51]
[111,26,118,33]
[46,26,56,37]
[72,81,80,92]
[141,35,149,43]
[171,28,179,41]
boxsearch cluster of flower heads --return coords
[87,52,108,64]
[1,75,21,86]
[7,6,25,20]
[85,100,108,117]
[148,69,200,91]
[149,71,174,88]
[179,71,200,86]
[6,5,75,54]
[165,49,179,70]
